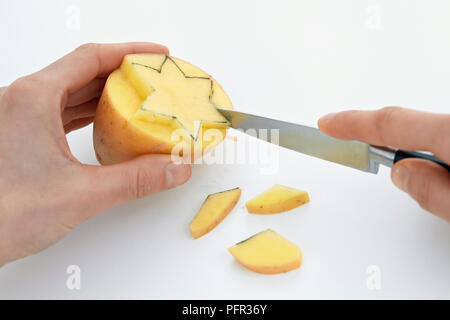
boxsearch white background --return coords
[0,0,449,299]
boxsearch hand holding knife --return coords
[217,108,449,174]
[217,107,450,220]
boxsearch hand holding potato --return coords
[0,43,191,267]
[319,107,450,221]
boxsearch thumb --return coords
[391,158,450,221]
[89,154,191,210]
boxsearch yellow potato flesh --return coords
[93,54,233,165]
[190,188,241,239]
[246,184,309,214]
[126,55,229,140]
[228,229,302,274]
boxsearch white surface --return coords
[0,0,449,299]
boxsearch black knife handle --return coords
[394,150,450,172]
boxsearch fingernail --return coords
[166,162,191,188]
[392,165,409,192]
[319,112,337,124]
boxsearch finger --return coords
[67,78,106,107]
[64,117,94,134]
[391,158,450,221]
[318,107,450,163]
[38,42,169,95]
[62,98,98,125]
[86,154,191,211]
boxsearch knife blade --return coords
[217,108,450,174]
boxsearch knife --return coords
[217,108,450,174]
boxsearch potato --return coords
[190,188,241,239]
[246,184,309,214]
[229,229,302,274]
[93,54,233,165]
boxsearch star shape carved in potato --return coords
[132,56,230,141]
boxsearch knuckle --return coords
[129,167,159,199]
[75,43,102,74]
[77,42,99,52]
[4,75,60,111]
[375,106,402,145]
[3,76,43,106]
[7,76,37,97]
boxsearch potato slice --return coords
[228,229,302,274]
[190,188,241,239]
[246,184,309,214]
[94,54,233,165]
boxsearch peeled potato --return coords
[228,229,302,274]
[246,184,309,214]
[190,188,241,239]
[94,54,233,165]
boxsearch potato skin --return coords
[229,254,302,274]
